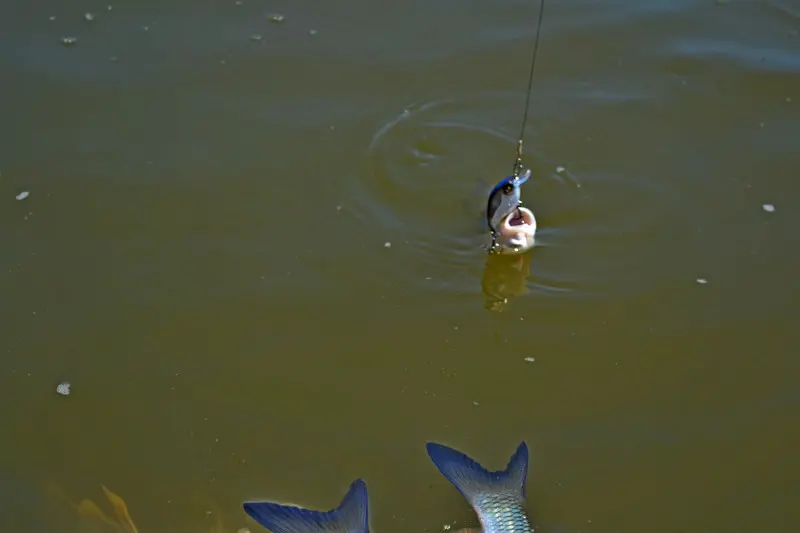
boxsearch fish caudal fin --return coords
[243,479,369,533]
[425,441,529,506]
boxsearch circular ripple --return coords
[346,92,702,304]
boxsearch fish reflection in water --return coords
[44,480,245,533]
[426,442,533,533]
[481,251,534,312]
[45,481,139,533]
[243,479,370,533]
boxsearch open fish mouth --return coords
[494,206,537,253]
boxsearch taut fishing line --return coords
[511,0,546,178]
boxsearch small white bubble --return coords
[15,191,29,201]
[84,12,95,22]
[384,242,391,248]
[268,14,285,23]
[60,36,77,46]
[556,166,565,173]
[762,203,776,213]
[696,278,708,285]
[56,382,71,396]
[524,357,535,363]
[309,29,318,35]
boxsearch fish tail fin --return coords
[425,441,528,506]
[243,479,369,533]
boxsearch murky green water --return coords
[2,1,799,532]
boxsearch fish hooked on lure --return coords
[426,441,533,533]
[243,479,370,533]
[486,170,537,254]
[484,0,545,255]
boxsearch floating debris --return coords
[556,166,565,173]
[60,36,77,46]
[108,5,113,10]
[15,191,29,201]
[49,15,56,21]
[56,382,71,396]
[250,34,263,41]
[309,29,318,35]
[84,12,95,22]
[762,203,776,213]
[384,242,392,248]
[696,278,708,285]
[267,13,285,23]
[524,357,535,363]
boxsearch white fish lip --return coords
[493,206,537,254]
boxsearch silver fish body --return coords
[471,490,533,533]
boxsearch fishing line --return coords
[511,0,546,178]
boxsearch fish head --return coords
[490,205,537,254]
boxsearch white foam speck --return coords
[56,382,71,396]
[16,191,29,201]
[762,203,775,213]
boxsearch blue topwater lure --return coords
[426,441,534,533]
[485,170,536,254]
[243,479,370,533]
[486,169,531,233]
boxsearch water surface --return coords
[1,1,798,532]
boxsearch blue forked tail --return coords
[425,441,529,505]
[243,479,369,533]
